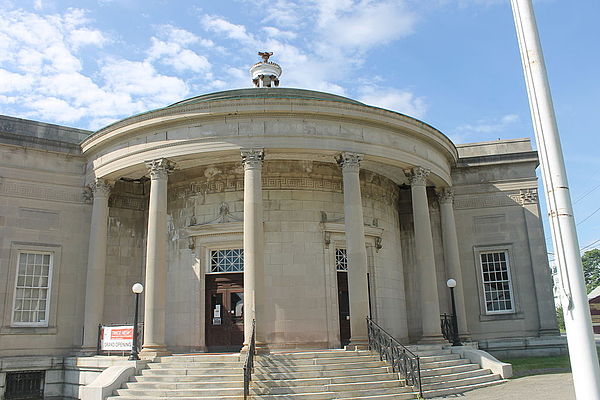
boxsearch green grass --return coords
[500,347,600,377]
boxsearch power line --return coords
[580,239,600,252]
[576,205,600,226]
[573,182,600,204]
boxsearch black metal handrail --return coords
[243,319,256,400]
[440,313,459,345]
[367,317,422,397]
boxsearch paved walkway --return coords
[432,373,575,400]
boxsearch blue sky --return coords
[0,0,598,254]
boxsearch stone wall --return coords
[0,143,90,357]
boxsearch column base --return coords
[345,337,369,351]
[139,345,171,359]
[418,334,447,344]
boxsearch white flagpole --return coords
[510,1,600,398]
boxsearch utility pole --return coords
[510,1,600,398]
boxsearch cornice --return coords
[81,96,458,165]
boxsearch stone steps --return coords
[405,345,506,399]
[107,346,507,400]
[106,353,245,400]
[251,350,419,400]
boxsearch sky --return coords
[0,0,599,255]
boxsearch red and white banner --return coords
[100,325,133,350]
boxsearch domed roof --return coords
[167,87,365,108]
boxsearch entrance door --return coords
[337,271,351,347]
[205,273,244,352]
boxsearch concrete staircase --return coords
[251,349,419,399]
[106,353,245,399]
[407,345,506,398]
[106,346,506,399]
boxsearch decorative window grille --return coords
[12,252,52,326]
[480,251,514,313]
[5,371,45,399]
[335,248,348,271]
[210,249,244,273]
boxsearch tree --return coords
[582,248,600,293]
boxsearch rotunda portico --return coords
[79,59,467,355]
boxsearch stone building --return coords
[0,57,561,397]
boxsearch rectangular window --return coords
[5,371,45,399]
[12,252,53,326]
[210,249,244,273]
[335,248,348,271]
[480,250,514,313]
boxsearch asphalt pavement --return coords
[431,373,575,400]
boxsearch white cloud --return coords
[358,86,427,118]
[69,27,107,49]
[101,59,188,104]
[0,8,195,129]
[0,69,34,91]
[33,0,43,11]
[454,114,520,134]
[312,0,416,50]
[147,25,212,73]
[201,15,257,45]
[263,26,297,40]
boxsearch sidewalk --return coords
[432,373,575,400]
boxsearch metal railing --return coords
[440,313,459,345]
[367,317,422,397]
[243,319,256,400]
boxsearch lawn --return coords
[500,347,600,377]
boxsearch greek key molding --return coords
[109,195,147,211]
[437,188,454,204]
[241,149,264,170]
[145,158,176,180]
[407,166,430,186]
[453,188,538,210]
[0,178,86,204]
[336,152,362,173]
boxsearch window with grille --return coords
[210,249,244,273]
[479,250,514,313]
[5,371,45,400]
[12,252,52,326]
[335,249,348,271]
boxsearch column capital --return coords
[241,149,264,170]
[437,188,454,204]
[145,158,175,180]
[406,166,430,186]
[336,152,363,173]
[89,178,113,198]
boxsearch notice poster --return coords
[101,325,133,350]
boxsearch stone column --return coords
[338,152,370,349]
[241,149,265,351]
[140,158,174,358]
[438,188,469,338]
[81,179,112,353]
[408,167,444,343]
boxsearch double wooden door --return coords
[205,273,244,352]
